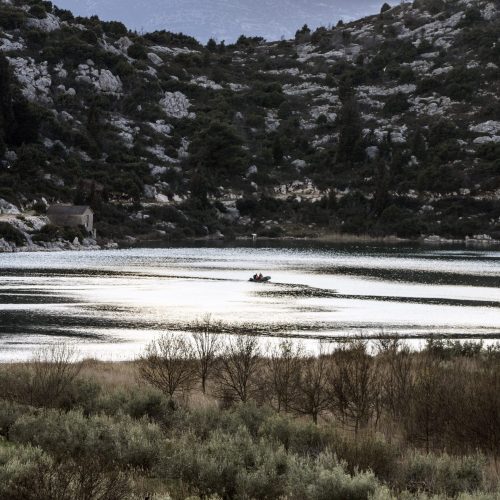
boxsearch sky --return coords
[54,0,395,43]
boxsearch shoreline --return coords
[1,232,500,253]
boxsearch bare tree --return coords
[329,340,378,435]
[191,315,223,393]
[215,334,261,403]
[138,334,196,399]
[292,343,331,424]
[27,343,82,407]
[378,341,414,422]
[405,353,448,453]
[267,339,303,412]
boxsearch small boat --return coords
[249,276,271,283]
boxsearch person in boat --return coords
[258,273,263,281]
[253,273,258,280]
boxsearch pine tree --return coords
[272,136,283,165]
[336,82,365,165]
[0,55,15,145]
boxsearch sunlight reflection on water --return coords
[1,243,500,360]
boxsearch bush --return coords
[158,427,290,498]
[127,43,148,60]
[383,93,410,116]
[0,444,133,500]
[289,452,380,500]
[9,409,163,470]
[399,451,486,496]
[28,4,47,19]
[0,222,25,246]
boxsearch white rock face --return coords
[26,13,60,32]
[115,37,133,54]
[76,65,123,94]
[99,70,123,93]
[246,165,258,177]
[358,84,416,97]
[410,95,452,116]
[149,164,168,176]
[310,105,336,122]
[0,199,20,215]
[473,136,500,145]
[110,116,137,148]
[155,193,170,203]
[6,57,52,103]
[147,52,163,65]
[148,120,172,136]
[366,146,379,160]
[144,184,157,199]
[147,145,180,163]
[190,75,223,90]
[470,121,500,135]
[265,111,280,132]
[178,138,190,159]
[228,83,248,92]
[283,81,329,96]
[482,2,497,20]
[159,91,195,119]
[151,46,199,56]
[291,159,307,170]
[0,37,25,52]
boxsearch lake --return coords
[1,242,500,361]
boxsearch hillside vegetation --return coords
[0,0,499,244]
[0,336,499,499]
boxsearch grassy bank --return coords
[0,332,499,499]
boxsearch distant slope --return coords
[54,0,390,42]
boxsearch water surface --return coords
[1,242,500,360]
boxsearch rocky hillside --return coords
[0,0,499,246]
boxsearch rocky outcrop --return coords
[7,57,52,103]
[76,61,123,94]
[0,199,21,215]
[159,91,195,119]
[26,13,60,32]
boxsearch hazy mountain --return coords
[54,0,392,42]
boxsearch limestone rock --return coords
[7,57,52,103]
[26,13,60,32]
[159,91,195,119]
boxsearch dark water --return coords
[1,242,500,360]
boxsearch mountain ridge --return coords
[54,0,390,43]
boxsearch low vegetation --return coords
[0,321,499,499]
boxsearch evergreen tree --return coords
[0,55,14,146]
[206,38,217,52]
[189,121,248,179]
[272,136,283,165]
[336,82,365,165]
[372,159,390,217]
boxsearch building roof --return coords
[47,205,92,216]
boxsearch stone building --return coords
[47,205,94,233]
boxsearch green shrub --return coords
[9,409,163,470]
[128,43,148,60]
[28,4,47,19]
[0,444,133,500]
[158,427,290,498]
[0,402,35,438]
[0,223,25,246]
[399,451,486,496]
[289,452,380,500]
[384,93,410,116]
[337,433,399,483]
